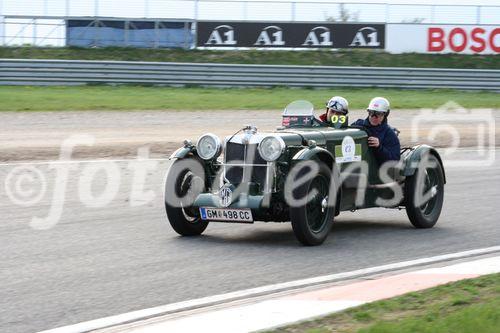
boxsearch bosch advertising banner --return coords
[386,24,499,54]
[197,22,385,49]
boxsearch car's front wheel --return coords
[165,158,209,236]
[289,161,335,246]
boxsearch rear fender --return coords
[403,145,446,184]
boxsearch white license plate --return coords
[199,207,253,223]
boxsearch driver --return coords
[352,97,400,164]
[319,96,349,127]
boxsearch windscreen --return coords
[282,100,314,127]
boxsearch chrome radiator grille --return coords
[224,142,267,186]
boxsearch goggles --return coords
[368,110,385,118]
[327,108,346,114]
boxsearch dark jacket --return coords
[352,118,401,164]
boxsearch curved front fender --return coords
[403,145,446,184]
[292,146,334,169]
[291,146,341,215]
[169,146,195,160]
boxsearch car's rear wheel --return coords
[165,158,209,236]
[290,161,335,246]
[405,154,444,228]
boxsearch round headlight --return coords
[196,133,222,160]
[258,136,285,162]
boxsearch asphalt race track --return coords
[0,149,499,333]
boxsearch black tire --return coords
[289,161,335,246]
[405,154,444,228]
[165,158,209,236]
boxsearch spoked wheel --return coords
[290,161,335,246]
[405,154,445,228]
[165,158,209,236]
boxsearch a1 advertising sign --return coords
[386,24,499,54]
[197,22,385,49]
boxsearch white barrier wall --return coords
[386,24,500,54]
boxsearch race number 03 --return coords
[331,115,347,123]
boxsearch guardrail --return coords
[0,59,499,91]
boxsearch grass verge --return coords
[0,86,498,112]
[265,273,500,333]
[1,47,499,69]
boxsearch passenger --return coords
[352,97,401,165]
[319,96,349,127]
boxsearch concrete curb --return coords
[38,246,500,333]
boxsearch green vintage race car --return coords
[165,100,445,246]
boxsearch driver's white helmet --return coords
[326,96,349,114]
[367,97,390,113]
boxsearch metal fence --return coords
[1,1,499,46]
[2,1,499,23]
[1,59,498,91]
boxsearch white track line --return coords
[38,245,500,333]
[1,148,496,167]
[0,158,169,167]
